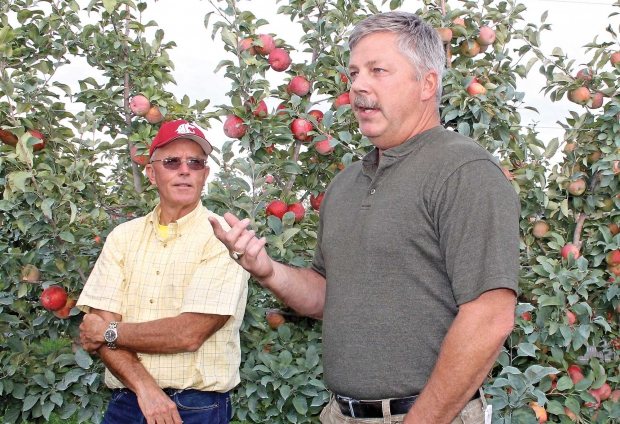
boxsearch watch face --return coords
[104,329,116,343]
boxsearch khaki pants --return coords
[319,390,487,424]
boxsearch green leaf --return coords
[41,198,54,220]
[8,171,32,192]
[59,231,75,243]
[103,0,117,13]
[75,349,92,369]
[292,395,308,415]
[22,394,39,411]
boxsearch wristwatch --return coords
[104,321,118,349]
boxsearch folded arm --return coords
[80,311,230,354]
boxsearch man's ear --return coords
[420,70,439,101]
[146,164,157,185]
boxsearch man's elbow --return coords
[494,309,515,342]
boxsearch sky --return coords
[55,0,619,177]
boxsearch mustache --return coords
[353,94,380,109]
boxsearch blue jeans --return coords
[102,388,231,424]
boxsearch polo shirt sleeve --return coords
[180,217,249,316]
[435,159,520,306]
[76,226,126,315]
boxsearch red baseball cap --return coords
[150,120,213,157]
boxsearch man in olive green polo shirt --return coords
[210,11,519,424]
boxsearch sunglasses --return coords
[150,157,208,171]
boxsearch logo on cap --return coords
[176,123,198,135]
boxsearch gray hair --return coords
[349,11,445,102]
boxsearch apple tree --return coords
[0,0,211,422]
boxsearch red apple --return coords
[53,297,77,319]
[276,102,288,116]
[613,162,620,175]
[568,365,582,375]
[310,192,325,211]
[520,311,532,321]
[334,91,350,109]
[130,94,151,116]
[21,264,40,282]
[437,27,452,43]
[609,222,620,235]
[571,372,585,385]
[610,389,620,402]
[308,109,324,123]
[532,221,549,238]
[569,86,591,105]
[585,390,601,408]
[145,105,164,124]
[246,97,268,118]
[41,286,68,311]
[0,128,18,146]
[239,37,255,55]
[94,235,101,243]
[591,92,604,109]
[576,68,593,81]
[467,82,486,96]
[564,407,577,420]
[223,115,246,139]
[340,72,348,83]
[561,244,580,260]
[606,250,620,266]
[452,17,465,27]
[594,383,612,401]
[566,310,576,325]
[287,202,305,222]
[460,40,480,57]
[255,34,275,55]
[268,48,291,72]
[130,144,150,166]
[291,118,313,142]
[265,175,274,184]
[28,130,46,151]
[266,312,285,329]
[287,76,311,97]
[611,52,620,67]
[476,26,496,46]
[529,402,548,423]
[608,263,620,276]
[315,136,334,155]
[266,200,288,220]
[567,178,586,196]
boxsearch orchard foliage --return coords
[0,0,619,423]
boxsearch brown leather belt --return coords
[335,390,480,418]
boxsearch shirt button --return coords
[156,271,160,275]
[163,244,167,248]
[150,299,154,303]
[138,356,142,361]
[370,189,376,195]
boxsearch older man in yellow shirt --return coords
[77,120,249,424]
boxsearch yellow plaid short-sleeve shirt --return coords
[77,203,249,392]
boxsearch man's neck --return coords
[158,201,199,226]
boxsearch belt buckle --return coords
[336,394,358,418]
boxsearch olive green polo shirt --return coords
[312,126,520,400]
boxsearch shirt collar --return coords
[361,126,444,177]
[149,202,202,231]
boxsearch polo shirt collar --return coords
[361,126,444,178]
